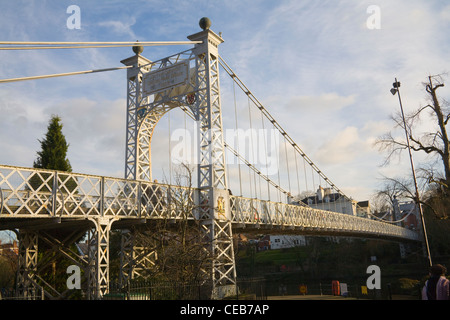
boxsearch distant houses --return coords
[0,240,18,255]
[236,188,422,252]
[253,235,306,251]
[291,186,370,218]
[269,235,307,250]
[237,186,374,250]
[393,197,419,230]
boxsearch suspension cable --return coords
[223,142,308,205]
[260,101,271,201]
[0,65,132,83]
[219,55,356,205]
[284,140,292,196]
[303,157,309,192]
[163,84,407,220]
[247,96,258,199]
[168,111,172,186]
[182,95,290,203]
[232,80,243,197]
[294,150,301,200]
[0,41,202,50]
[368,207,414,224]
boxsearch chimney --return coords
[317,186,324,202]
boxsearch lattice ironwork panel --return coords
[230,195,419,241]
[0,166,55,216]
[0,165,420,241]
[103,178,139,217]
[16,230,39,298]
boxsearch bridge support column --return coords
[87,217,115,300]
[118,18,238,299]
[16,230,39,299]
[121,51,152,181]
[119,227,158,285]
[200,218,237,299]
[188,22,237,298]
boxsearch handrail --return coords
[0,164,419,241]
[57,187,65,219]
[0,187,3,214]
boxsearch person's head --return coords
[429,264,447,277]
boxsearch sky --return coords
[0,0,449,226]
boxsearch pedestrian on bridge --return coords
[422,264,450,300]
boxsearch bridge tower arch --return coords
[120,18,236,298]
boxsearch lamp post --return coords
[390,78,432,267]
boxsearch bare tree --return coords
[372,175,418,222]
[376,74,450,192]
[371,181,398,220]
[133,163,212,283]
[376,74,450,219]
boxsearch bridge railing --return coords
[230,196,420,241]
[0,165,195,220]
[0,165,419,241]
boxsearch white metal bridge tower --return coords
[119,18,236,298]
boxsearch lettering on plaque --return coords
[143,62,189,96]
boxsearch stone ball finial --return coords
[132,40,144,55]
[199,17,211,30]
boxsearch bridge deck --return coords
[0,165,419,241]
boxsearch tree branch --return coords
[410,104,435,119]
[445,112,450,125]
[408,134,444,156]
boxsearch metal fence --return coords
[105,280,212,300]
[0,164,419,242]
[1,277,421,300]
[104,278,268,300]
[262,278,421,300]
[0,287,45,300]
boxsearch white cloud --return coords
[41,97,126,175]
[98,17,138,39]
[287,93,356,112]
[315,126,365,165]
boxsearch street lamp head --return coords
[393,81,401,88]
[390,88,398,95]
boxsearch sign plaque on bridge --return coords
[214,188,231,221]
[143,61,189,96]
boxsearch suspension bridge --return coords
[0,18,421,300]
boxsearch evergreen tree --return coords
[30,115,75,193]
[30,116,80,298]
[33,115,72,172]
